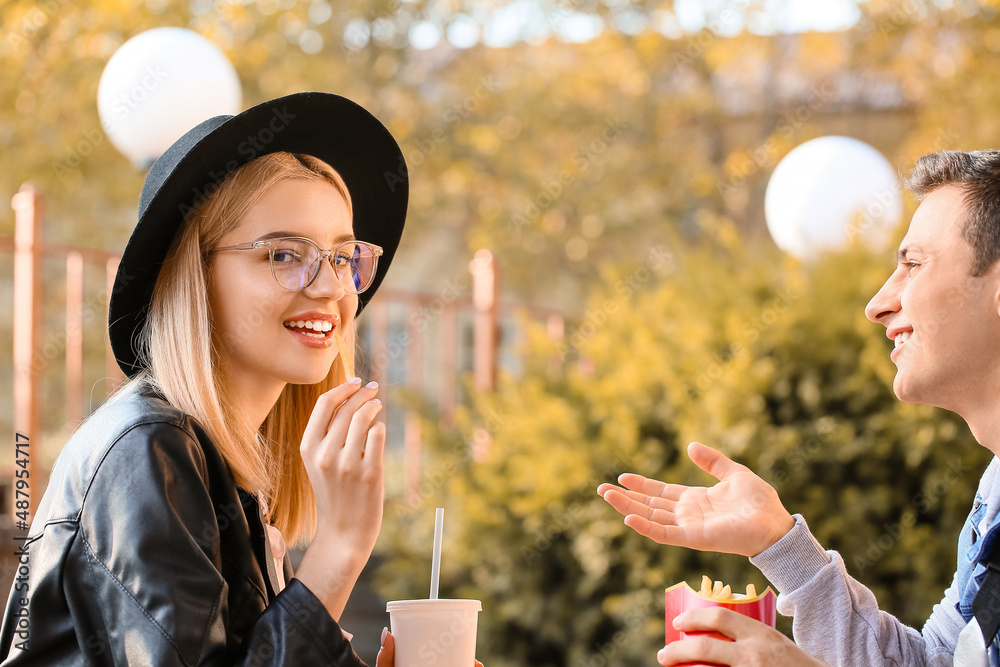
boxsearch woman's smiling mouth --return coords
[283,319,334,338]
[282,314,339,348]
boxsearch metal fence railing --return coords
[2,182,565,519]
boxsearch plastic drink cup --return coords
[664,582,777,667]
[386,599,482,667]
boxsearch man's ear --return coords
[987,261,1000,319]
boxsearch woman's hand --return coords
[597,442,794,557]
[300,377,385,554]
[293,377,386,621]
[657,608,829,667]
[375,629,484,667]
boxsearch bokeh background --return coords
[3,0,1000,664]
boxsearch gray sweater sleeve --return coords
[748,514,964,667]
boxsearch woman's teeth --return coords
[284,319,334,338]
[894,331,911,348]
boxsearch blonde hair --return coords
[111,152,355,546]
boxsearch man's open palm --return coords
[597,442,795,557]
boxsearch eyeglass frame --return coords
[210,236,384,294]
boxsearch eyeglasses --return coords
[212,236,383,294]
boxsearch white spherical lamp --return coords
[764,136,903,259]
[98,27,242,169]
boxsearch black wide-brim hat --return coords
[108,91,408,379]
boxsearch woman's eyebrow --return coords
[253,231,357,244]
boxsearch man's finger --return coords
[675,606,761,641]
[617,473,687,501]
[602,486,677,510]
[623,514,693,548]
[596,482,616,496]
[659,633,737,666]
[603,489,675,522]
[688,442,746,482]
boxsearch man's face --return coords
[865,185,1000,411]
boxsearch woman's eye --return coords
[334,253,352,266]
[274,250,301,263]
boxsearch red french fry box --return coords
[664,581,777,667]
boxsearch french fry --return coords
[332,332,355,383]
[693,576,755,601]
[328,333,357,420]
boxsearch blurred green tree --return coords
[374,221,993,666]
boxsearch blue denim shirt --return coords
[957,457,1000,663]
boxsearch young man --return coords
[599,150,1000,666]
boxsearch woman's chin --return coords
[284,369,333,386]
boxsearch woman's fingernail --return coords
[657,647,668,664]
[349,377,362,385]
[672,612,685,629]
[366,380,379,389]
[381,627,388,645]
[373,398,382,405]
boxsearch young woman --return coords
[0,92,464,666]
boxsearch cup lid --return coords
[386,599,483,612]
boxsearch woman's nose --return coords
[305,256,348,300]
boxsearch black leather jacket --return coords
[0,382,366,666]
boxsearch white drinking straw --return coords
[430,507,444,599]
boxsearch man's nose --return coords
[864,274,900,324]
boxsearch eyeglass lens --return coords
[271,239,377,293]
